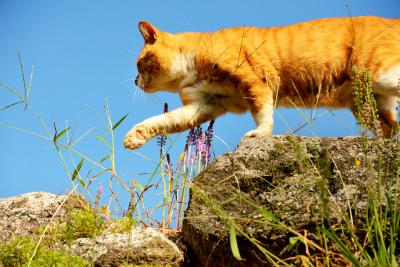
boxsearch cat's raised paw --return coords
[124,126,147,150]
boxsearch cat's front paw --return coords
[124,125,148,150]
[244,129,272,138]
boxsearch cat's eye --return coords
[137,60,144,72]
[137,53,159,73]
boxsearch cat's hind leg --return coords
[375,95,399,138]
[373,66,400,137]
[373,66,400,97]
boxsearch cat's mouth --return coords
[135,74,145,90]
[135,73,159,93]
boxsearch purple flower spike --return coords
[186,128,196,147]
[157,103,169,157]
[204,120,214,163]
[205,120,214,148]
[195,125,203,141]
[183,120,215,167]
[157,135,167,149]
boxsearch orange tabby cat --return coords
[124,16,400,150]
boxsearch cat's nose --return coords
[135,75,139,86]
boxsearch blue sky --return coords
[0,1,399,219]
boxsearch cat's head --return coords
[135,21,195,93]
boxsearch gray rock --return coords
[0,192,184,266]
[182,135,400,266]
[0,192,86,242]
[66,228,183,266]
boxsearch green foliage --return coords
[0,237,39,266]
[35,208,104,244]
[29,250,87,267]
[0,236,87,267]
[107,217,137,234]
[71,158,85,187]
[0,207,101,265]
[60,208,104,241]
[112,113,129,130]
[229,224,242,261]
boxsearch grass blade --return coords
[24,66,34,111]
[112,113,128,130]
[240,197,280,223]
[72,158,84,183]
[133,180,144,191]
[53,127,71,142]
[0,81,24,99]
[95,134,112,150]
[0,101,24,111]
[18,52,27,97]
[72,127,95,146]
[229,224,243,261]
[323,229,360,267]
[98,155,110,164]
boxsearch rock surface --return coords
[0,192,86,243]
[182,135,400,266]
[66,228,183,266]
[0,192,183,266]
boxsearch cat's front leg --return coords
[244,104,274,138]
[244,88,275,138]
[124,103,224,150]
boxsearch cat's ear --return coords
[138,21,158,45]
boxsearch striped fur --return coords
[124,16,400,150]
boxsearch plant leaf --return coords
[134,180,144,191]
[0,81,23,99]
[86,169,93,179]
[112,113,128,130]
[0,101,24,111]
[280,236,299,255]
[18,52,27,96]
[241,197,280,223]
[95,134,112,150]
[76,177,86,187]
[53,127,70,142]
[98,155,110,164]
[24,65,34,111]
[229,224,242,261]
[72,158,84,182]
[323,229,360,267]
